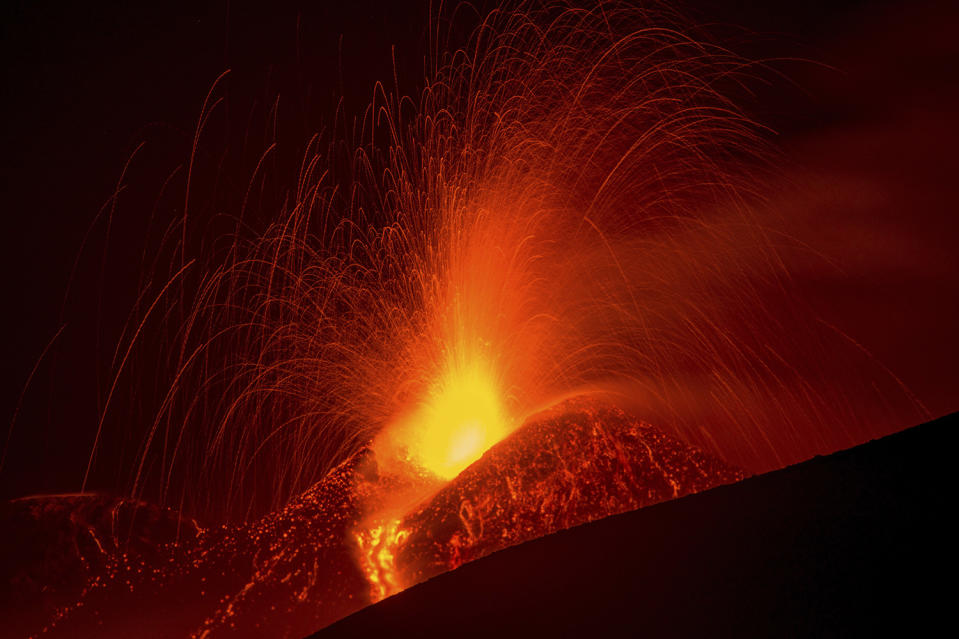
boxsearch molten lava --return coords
[374,363,512,481]
[354,398,744,599]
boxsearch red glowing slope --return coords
[318,411,959,638]
[2,460,367,638]
[389,401,743,587]
[2,400,743,638]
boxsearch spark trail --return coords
[4,1,929,637]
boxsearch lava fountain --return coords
[4,1,930,637]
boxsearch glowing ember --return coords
[354,518,409,602]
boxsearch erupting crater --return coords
[352,397,745,601]
[372,363,513,481]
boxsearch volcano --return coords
[3,1,957,638]
[3,399,743,637]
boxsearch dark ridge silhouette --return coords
[316,411,957,637]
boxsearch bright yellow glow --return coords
[379,364,511,480]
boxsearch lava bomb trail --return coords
[1,1,939,637]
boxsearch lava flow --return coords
[354,398,744,599]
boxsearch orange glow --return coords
[354,518,410,601]
[375,363,512,480]
[357,362,513,600]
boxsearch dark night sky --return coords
[2,0,956,502]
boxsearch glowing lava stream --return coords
[356,362,515,600]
